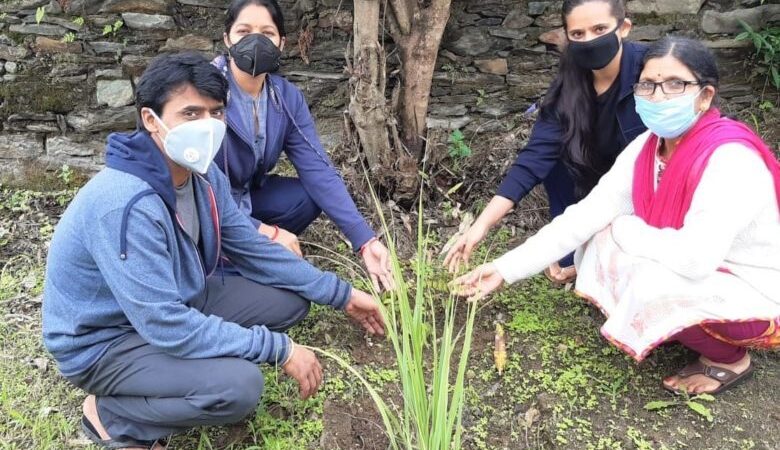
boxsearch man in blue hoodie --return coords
[42,52,384,449]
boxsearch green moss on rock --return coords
[0,79,93,117]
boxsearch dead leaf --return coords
[493,323,507,375]
[401,213,412,235]
[38,406,57,417]
[32,357,49,372]
[21,272,38,290]
[524,407,540,427]
[67,436,93,447]
[439,212,474,255]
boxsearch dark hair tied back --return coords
[643,36,719,94]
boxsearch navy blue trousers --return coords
[250,175,322,234]
[543,161,577,268]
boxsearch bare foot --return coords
[545,262,577,283]
[663,353,752,395]
[82,395,166,450]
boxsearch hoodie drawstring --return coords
[119,189,157,260]
[272,82,336,168]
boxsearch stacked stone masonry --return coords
[0,0,776,176]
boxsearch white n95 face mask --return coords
[148,109,226,174]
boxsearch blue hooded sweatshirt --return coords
[497,41,649,212]
[42,131,351,377]
[211,55,376,251]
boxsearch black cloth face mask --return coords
[567,22,623,71]
[228,33,282,77]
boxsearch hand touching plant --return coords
[360,238,395,292]
[451,262,505,302]
[345,288,385,336]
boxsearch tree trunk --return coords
[347,0,451,201]
[391,0,452,159]
[348,0,392,179]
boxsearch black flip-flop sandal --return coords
[662,360,755,396]
[81,415,167,449]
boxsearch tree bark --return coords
[347,0,451,200]
[390,0,452,159]
[348,0,392,175]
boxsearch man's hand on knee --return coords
[281,345,322,399]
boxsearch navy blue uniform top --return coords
[496,41,649,215]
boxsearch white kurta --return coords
[493,130,780,360]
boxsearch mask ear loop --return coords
[205,119,225,165]
[144,108,176,157]
[145,108,171,135]
[226,37,237,63]
[613,18,625,48]
[690,86,708,118]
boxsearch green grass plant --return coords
[310,180,479,449]
[737,20,780,91]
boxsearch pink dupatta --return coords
[632,108,780,229]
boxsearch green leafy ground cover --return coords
[1,178,779,449]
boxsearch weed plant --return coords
[737,20,780,91]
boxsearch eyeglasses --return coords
[633,80,700,96]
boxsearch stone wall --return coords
[0,0,777,177]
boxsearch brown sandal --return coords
[662,359,755,395]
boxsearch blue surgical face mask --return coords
[149,110,226,174]
[634,89,703,139]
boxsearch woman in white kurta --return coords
[454,37,780,395]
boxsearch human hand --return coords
[281,344,322,399]
[259,224,302,257]
[443,223,489,273]
[344,288,385,336]
[360,239,395,292]
[450,262,505,301]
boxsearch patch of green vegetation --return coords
[440,63,469,84]
[0,253,82,449]
[447,130,472,169]
[475,89,486,107]
[61,31,76,43]
[737,20,780,90]
[35,6,45,25]
[1,185,779,449]
[469,416,490,450]
[3,30,28,45]
[0,325,82,449]
[0,259,44,299]
[507,307,560,334]
[0,80,91,116]
[364,366,399,388]
[1,161,89,192]
[102,19,124,37]
[249,368,327,449]
[626,426,655,450]
[586,436,623,450]
[645,392,716,423]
